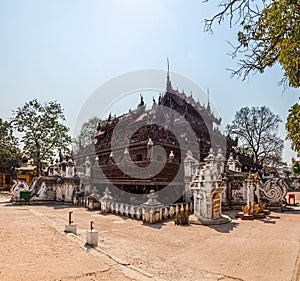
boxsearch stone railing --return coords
[73,195,88,207]
[74,187,193,224]
[107,201,193,223]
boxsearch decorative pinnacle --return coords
[167,57,170,78]
[248,171,253,180]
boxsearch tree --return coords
[12,99,71,175]
[74,116,106,152]
[0,118,21,174]
[286,100,300,156]
[79,116,106,148]
[205,0,300,88]
[292,161,300,177]
[226,106,284,166]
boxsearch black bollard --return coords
[69,211,73,225]
[90,221,94,231]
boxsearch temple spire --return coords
[207,88,211,112]
[167,57,170,80]
[166,58,172,92]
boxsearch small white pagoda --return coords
[189,148,231,225]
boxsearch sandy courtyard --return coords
[0,191,300,281]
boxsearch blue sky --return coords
[0,0,298,163]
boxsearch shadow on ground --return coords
[207,221,239,233]
[142,221,169,229]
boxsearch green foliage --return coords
[254,0,300,87]
[174,211,189,225]
[0,118,21,173]
[292,162,300,177]
[205,0,300,87]
[74,116,106,151]
[226,106,284,166]
[12,99,71,175]
[286,101,300,155]
[206,1,300,160]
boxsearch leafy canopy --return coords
[0,118,21,173]
[292,161,300,176]
[78,116,105,148]
[12,99,71,175]
[286,100,300,155]
[226,106,284,166]
[73,116,106,153]
[205,0,300,88]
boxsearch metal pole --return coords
[90,221,94,231]
[69,211,73,225]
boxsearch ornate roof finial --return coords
[166,58,172,92]
[158,93,162,105]
[207,88,211,112]
[138,94,144,107]
[167,57,170,78]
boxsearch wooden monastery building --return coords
[82,70,259,203]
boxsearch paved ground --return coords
[0,191,300,281]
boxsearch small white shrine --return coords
[189,148,231,225]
